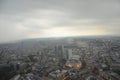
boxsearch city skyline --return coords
[0,0,120,43]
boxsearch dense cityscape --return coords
[0,36,119,80]
[0,0,120,80]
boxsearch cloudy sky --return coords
[0,0,120,43]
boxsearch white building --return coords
[68,49,80,60]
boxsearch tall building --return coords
[67,49,80,60]
[55,45,64,61]
[68,49,73,60]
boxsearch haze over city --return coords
[0,1,120,80]
[0,0,120,43]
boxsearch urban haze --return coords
[0,0,120,80]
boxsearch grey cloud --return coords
[0,0,120,43]
[1,0,120,18]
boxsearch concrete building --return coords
[49,70,68,79]
[68,49,73,60]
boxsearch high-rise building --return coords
[68,49,73,60]
[55,45,64,61]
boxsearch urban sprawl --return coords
[0,36,120,80]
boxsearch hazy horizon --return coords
[0,35,119,44]
[0,0,120,43]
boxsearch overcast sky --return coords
[0,0,120,43]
